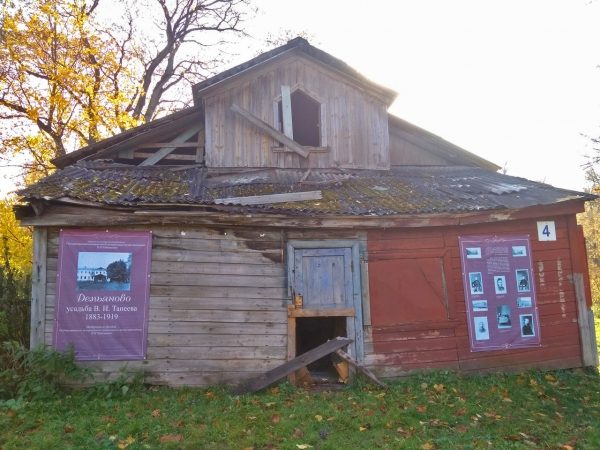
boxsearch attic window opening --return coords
[277,90,321,147]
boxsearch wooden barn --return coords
[17,38,598,387]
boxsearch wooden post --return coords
[287,305,296,384]
[574,273,599,367]
[30,227,48,349]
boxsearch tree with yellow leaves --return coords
[0,0,249,184]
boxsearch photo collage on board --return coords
[463,239,538,349]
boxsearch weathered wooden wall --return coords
[204,54,390,170]
[44,226,289,386]
[38,212,592,386]
[389,131,452,167]
[365,215,588,377]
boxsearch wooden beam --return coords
[139,124,202,166]
[233,337,353,394]
[231,103,309,158]
[138,142,200,148]
[281,85,293,139]
[30,228,48,349]
[272,146,329,153]
[288,308,355,318]
[335,349,387,388]
[214,191,322,206]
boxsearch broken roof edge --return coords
[388,114,501,172]
[51,106,204,169]
[192,37,398,105]
[16,196,590,228]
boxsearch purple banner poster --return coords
[459,235,541,352]
[53,230,152,360]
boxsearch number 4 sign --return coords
[537,221,556,241]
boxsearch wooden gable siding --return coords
[204,54,390,170]
[389,130,454,166]
[43,226,289,386]
[364,215,587,378]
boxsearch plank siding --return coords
[366,215,586,378]
[204,55,390,170]
[44,226,289,386]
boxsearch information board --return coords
[53,230,152,360]
[459,235,541,351]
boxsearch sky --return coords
[240,0,600,191]
[1,0,599,195]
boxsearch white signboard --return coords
[537,221,556,241]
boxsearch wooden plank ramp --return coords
[335,349,387,388]
[233,337,353,394]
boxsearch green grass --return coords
[1,369,600,449]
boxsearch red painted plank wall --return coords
[366,214,588,377]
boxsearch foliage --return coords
[0,0,249,183]
[106,259,128,283]
[0,197,32,345]
[0,341,88,401]
[0,369,599,448]
[85,367,144,400]
[579,174,600,316]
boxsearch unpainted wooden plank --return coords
[151,261,284,277]
[234,337,353,394]
[30,228,48,349]
[149,309,286,323]
[574,273,599,366]
[288,308,355,318]
[139,124,202,166]
[149,296,286,311]
[214,191,322,206]
[150,273,286,288]
[231,103,309,158]
[147,345,287,360]
[147,333,286,347]
[280,85,293,139]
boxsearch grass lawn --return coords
[1,369,600,449]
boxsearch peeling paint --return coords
[537,261,545,289]
[557,259,566,318]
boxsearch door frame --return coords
[286,240,364,362]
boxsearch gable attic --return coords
[51,38,498,172]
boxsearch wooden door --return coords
[288,242,363,361]
[293,247,353,309]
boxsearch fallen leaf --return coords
[416,405,427,413]
[315,414,323,422]
[248,416,257,420]
[176,420,186,428]
[270,387,280,394]
[420,383,428,390]
[160,434,183,443]
[455,425,469,433]
[151,409,161,417]
[205,391,214,398]
[63,424,74,433]
[117,436,136,449]
[271,414,281,424]
[433,383,445,393]
[265,402,276,407]
[296,445,312,449]
[292,428,304,438]
[421,442,435,450]
[561,445,574,450]
[359,426,367,432]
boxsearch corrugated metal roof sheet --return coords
[18,163,594,216]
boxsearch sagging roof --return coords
[18,162,593,216]
[192,37,398,105]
